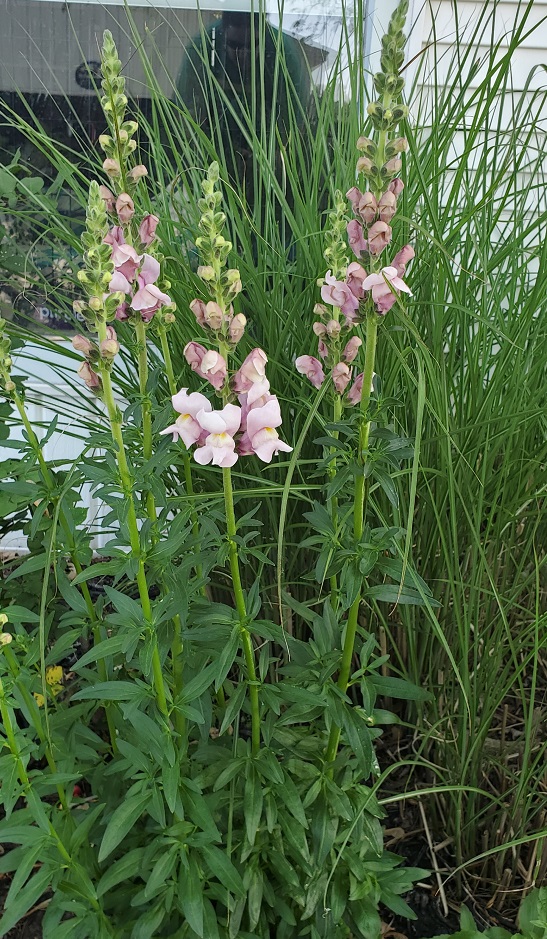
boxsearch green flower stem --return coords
[325,312,378,768]
[222,466,260,756]
[96,321,168,717]
[11,390,118,753]
[134,320,156,523]
[328,395,343,608]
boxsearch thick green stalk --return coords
[134,319,156,522]
[12,391,118,753]
[325,312,378,767]
[222,466,260,756]
[96,321,168,717]
[328,395,343,607]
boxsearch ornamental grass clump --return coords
[0,5,439,937]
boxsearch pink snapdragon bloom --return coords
[183,343,227,390]
[245,397,292,463]
[200,350,228,389]
[342,336,362,363]
[318,338,329,359]
[392,244,415,277]
[131,255,171,321]
[321,271,359,318]
[100,325,119,360]
[203,301,224,330]
[160,389,212,446]
[72,334,94,356]
[295,355,325,388]
[367,221,392,256]
[332,362,352,394]
[99,186,115,213]
[190,298,207,327]
[229,313,246,344]
[347,220,368,259]
[104,226,125,249]
[116,193,135,225]
[131,283,172,321]
[111,243,142,281]
[139,214,159,246]
[232,348,270,402]
[362,266,412,314]
[194,404,241,467]
[378,191,397,224]
[388,179,404,197]
[347,372,375,405]
[115,302,130,321]
[128,165,148,182]
[346,188,377,225]
[77,361,101,391]
[346,262,368,301]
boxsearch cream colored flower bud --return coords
[0,632,12,646]
[88,297,102,311]
[98,134,113,151]
[103,158,121,178]
[0,613,8,627]
[4,380,15,392]
[197,265,215,281]
[356,156,374,174]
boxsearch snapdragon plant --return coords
[0,5,436,937]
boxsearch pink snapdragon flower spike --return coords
[160,389,212,446]
[139,214,159,246]
[332,362,352,394]
[342,336,363,364]
[194,404,241,467]
[321,271,359,318]
[245,397,293,463]
[347,220,368,259]
[367,221,393,255]
[295,355,325,388]
[362,266,412,314]
[392,244,415,278]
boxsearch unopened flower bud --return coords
[378,191,397,224]
[139,214,159,246]
[73,300,86,315]
[163,312,176,325]
[126,140,137,153]
[88,297,102,311]
[197,265,215,282]
[4,380,15,392]
[103,158,121,178]
[386,137,408,155]
[313,303,329,319]
[128,164,148,182]
[383,158,403,175]
[77,271,89,283]
[72,334,94,356]
[100,338,119,359]
[356,156,374,175]
[118,129,128,144]
[98,134,113,151]
[229,313,246,344]
[77,361,102,390]
[325,319,341,339]
[356,136,376,154]
[367,221,393,255]
[0,631,12,646]
[313,322,327,337]
[204,301,224,330]
[99,185,115,213]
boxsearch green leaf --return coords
[179,661,216,702]
[97,848,144,897]
[0,865,52,938]
[219,682,246,736]
[98,791,150,862]
[74,635,127,669]
[201,845,245,897]
[370,675,431,702]
[366,584,440,607]
[72,681,149,702]
[214,624,240,690]
[179,853,204,937]
[244,765,263,846]
[518,888,547,939]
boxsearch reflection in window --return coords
[0,0,367,332]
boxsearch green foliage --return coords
[420,889,547,939]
